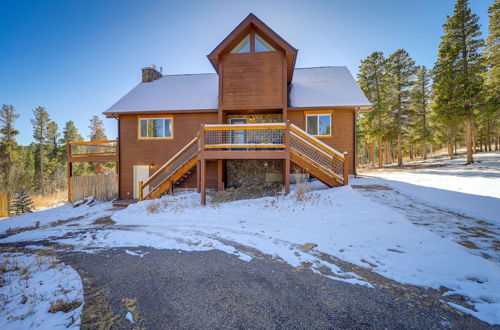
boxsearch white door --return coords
[133,165,150,199]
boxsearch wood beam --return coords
[68,155,118,163]
[201,159,207,205]
[200,150,287,160]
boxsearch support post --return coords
[201,158,206,205]
[196,160,200,193]
[138,181,143,201]
[284,121,291,195]
[169,180,174,195]
[343,152,349,186]
[67,143,73,203]
[217,160,224,191]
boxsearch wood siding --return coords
[288,108,356,174]
[221,52,284,110]
[118,113,218,199]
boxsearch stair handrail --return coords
[141,136,199,192]
[289,124,345,161]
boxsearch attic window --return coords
[231,35,250,53]
[255,34,275,52]
[230,33,276,53]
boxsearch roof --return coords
[104,66,371,115]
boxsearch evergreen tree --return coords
[386,49,416,166]
[409,66,432,159]
[0,104,20,191]
[357,51,390,167]
[62,120,86,175]
[481,0,500,151]
[11,190,34,215]
[31,106,51,194]
[434,0,484,164]
[89,115,107,141]
[88,115,108,174]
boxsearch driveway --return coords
[56,246,493,329]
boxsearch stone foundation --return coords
[226,160,283,188]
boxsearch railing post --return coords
[201,158,206,205]
[343,152,349,186]
[67,142,72,203]
[138,180,143,201]
[284,121,291,195]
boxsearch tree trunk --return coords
[466,117,474,164]
[422,144,427,160]
[409,145,414,161]
[472,125,476,153]
[397,134,403,166]
[486,121,492,152]
[448,141,453,158]
[369,142,375,167]
[377,136,383,168]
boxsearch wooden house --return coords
[99,13,371,204]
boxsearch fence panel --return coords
[70,174,118,202]
[0,192,9,218]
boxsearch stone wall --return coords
[226,114,283,124]
[226,160,283,188]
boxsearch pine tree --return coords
[357,51,390,167]
[31,106,51,194]
[482,0,500,151]
[386,49,416,166]
[89,115,107,141]
[409,66,432,159]
[11,190,34,215]
[434,0,484,164]
[62,120,86,175]
[0,104,20,191]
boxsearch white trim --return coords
[305,113,332,137]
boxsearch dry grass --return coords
[146,200,162,214]
[293,169,311,202]
[31,191,67,210]
[49,298,82,313]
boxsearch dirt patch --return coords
[92,216,116,225]
[209,182,282,204]
[351,184,393,192]
[0,216,85,240]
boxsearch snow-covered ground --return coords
[0,253,83,329]
[358,151,500,224]
[0,151,499,326]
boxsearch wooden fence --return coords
[0,192,9,218]
[69,174,118,202]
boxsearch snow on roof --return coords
[104,66,371,114]
[290,67,371,108]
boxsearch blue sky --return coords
[0,0,492,145]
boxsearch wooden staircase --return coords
[138,122,348,203]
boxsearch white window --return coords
[139,117,173,139]
[230,33,276,53]
[306,114,331,137]
[255,34,275,52]
[230,35,250,53]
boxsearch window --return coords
[230,35,250,53]
[139,117,173,139]
[255,34,275,52]
[306,114,331,137]
[230,33,276,53]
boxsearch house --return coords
[102,13,371,205]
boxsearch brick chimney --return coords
[142,66,163,83]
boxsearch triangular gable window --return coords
[230,33,276,53]
[231,35,250,53]
[255,34,275,52]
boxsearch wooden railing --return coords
[68,140,117,162]
[140,136,199,200]
[289,124,348,185]
[202,123,286,149]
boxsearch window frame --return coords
[305,112,332,138]
[137,115,174,140]
[229,31,276,54]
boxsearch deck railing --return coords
[202,123,286,149]
[68,140,117,159]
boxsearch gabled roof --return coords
[207,13,298,83]
[104,67,372,116]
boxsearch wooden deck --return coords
[138,122,348,205]
[112,199,137,207]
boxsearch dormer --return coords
[208,14,298,112]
